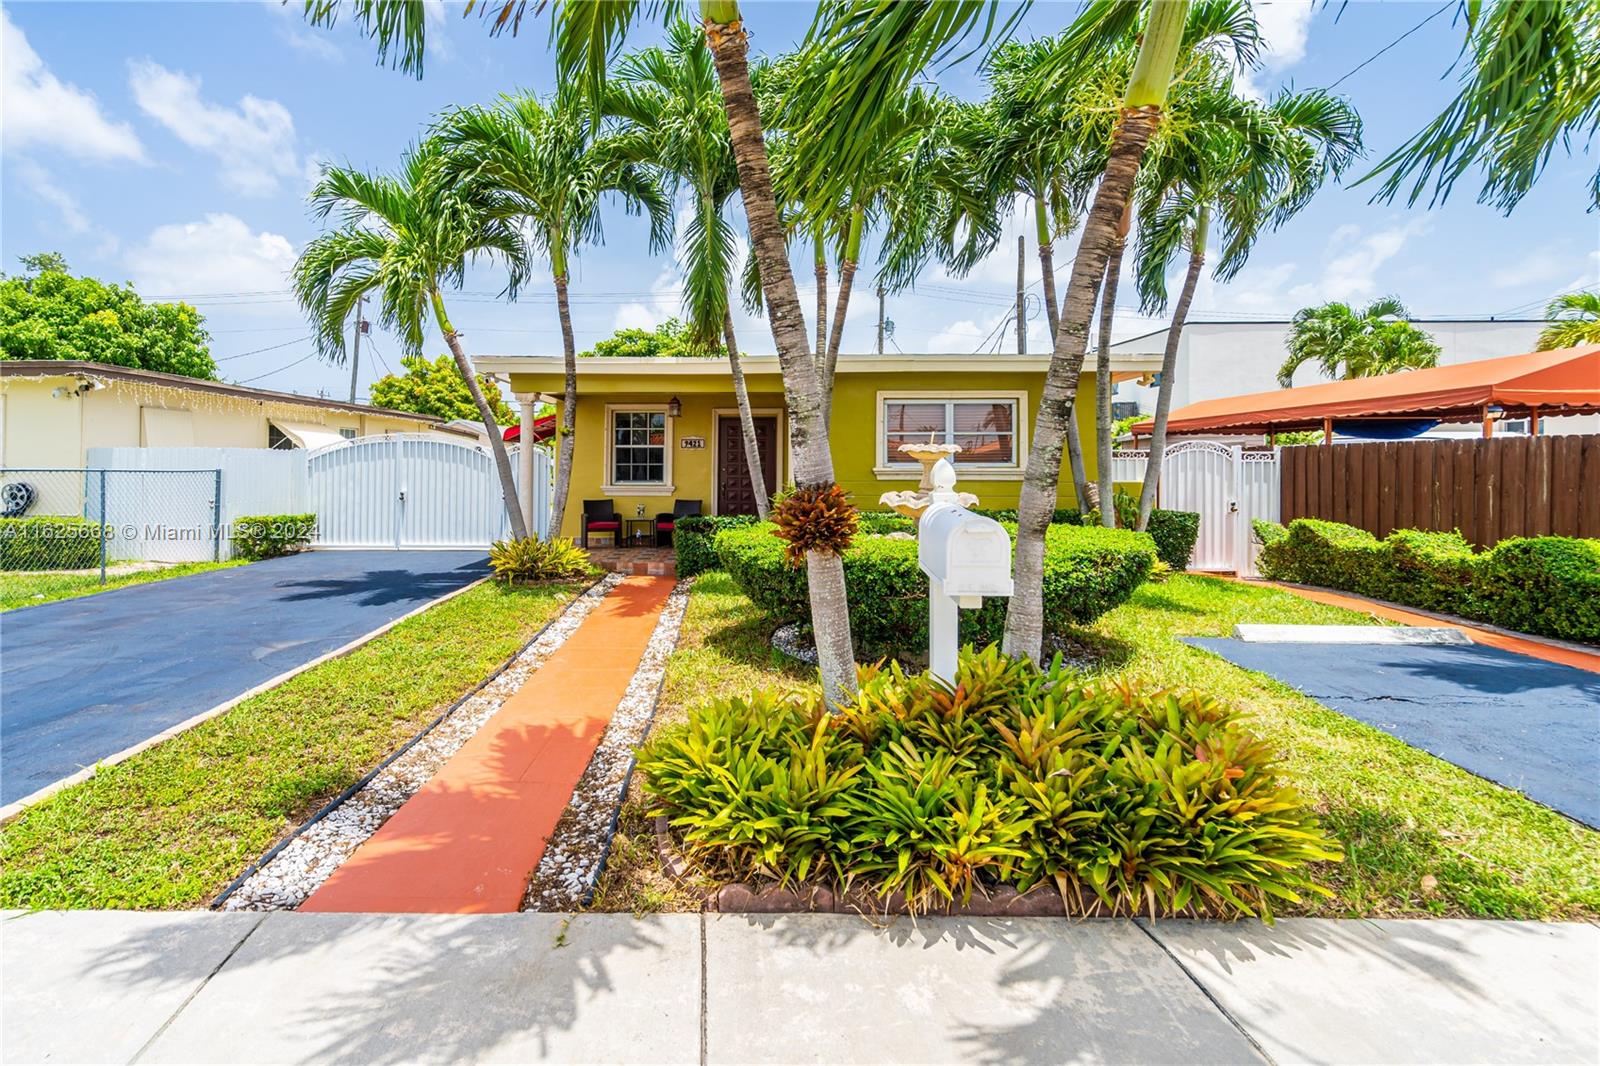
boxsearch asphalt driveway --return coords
[1186,637,1600,826]
[1,550,488,805]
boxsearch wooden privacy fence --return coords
[1279,434,1600,546]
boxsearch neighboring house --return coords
[1108,318,1596,437]
[475,351,1161,538]
[0,360,471,469]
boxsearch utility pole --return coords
[876,283,886,355]
[348,293,367,404]
[1016,235,1026,354]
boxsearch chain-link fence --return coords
[1,468,222,583]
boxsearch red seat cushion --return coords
[587,520,619,530]
[657,521,674,530]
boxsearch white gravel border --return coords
[523,578,691,911]
[222,573,625,911]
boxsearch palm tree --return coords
[1134,79,1363,526]
[1537,290,1600,350]
[1276,298,1441,387]
[293,141,531,539]
[1362,0,1600,213]
[956,40,1095,507]
[433,89,672,542]
[605,20,771,516]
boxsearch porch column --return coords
[515,392,538,538]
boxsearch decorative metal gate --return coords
[1109,442,1281,575]
[306,435,548,549]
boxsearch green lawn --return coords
[0,560,247,611]
[593,571,1600,919]
[0,578,587,909]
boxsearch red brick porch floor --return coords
[586,545,675,577]
[300,575,676,913]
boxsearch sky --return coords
[3,0,1597,405]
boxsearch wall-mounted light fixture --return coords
[666,396,682,418]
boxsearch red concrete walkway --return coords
[302,575,675,913]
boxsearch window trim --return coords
[602,402,676,496]
[874,389,1028,480]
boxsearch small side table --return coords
[623,518,654,548]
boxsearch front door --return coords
[716,415,778,516]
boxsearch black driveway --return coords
[1,550,488,805]
[1186,638,1600,827]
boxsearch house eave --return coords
[476,352,1164,378]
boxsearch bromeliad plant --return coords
[488,536,593,584]
[639,645,1340,918]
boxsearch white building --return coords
[1109,318,1597,437]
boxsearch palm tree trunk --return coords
[1137,208,1206,530]
[431,289,528,540]
[725,311,770,518]
[1036,202,1090,511]
[820,205,863,427]
[813,228,828,377]
[549,255,578,544]
[705,9,858,706]
[1094,202,1132,529]
[1002,0,1187,661]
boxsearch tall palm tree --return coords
[433,89,672,541]
[605,20,771,516]
[1537,290,1600,350]
[1134,79,1363,526]
[955,41,1094,507]
[1362,0,1600,213]
[1276,298,1441,387]
[293,140,531,539]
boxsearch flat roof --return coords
[476,351,1163,377]
[0,360,445,423]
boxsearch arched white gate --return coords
[306,435,549,549]
[1111,442,1281,574]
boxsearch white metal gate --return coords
[306,435,549,549]
[1110,442,1281,575]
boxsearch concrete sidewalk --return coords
[2,910,1594,1065]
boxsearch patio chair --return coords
[655,499,702,547]
[581,499,621,549]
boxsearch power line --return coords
[214,336,311,362]
[233,350,318,383]
[1327,1,1454,91]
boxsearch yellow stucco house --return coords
[478,351,1161,539]
[1,360,466,469]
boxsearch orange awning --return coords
[1131,345,1600,436]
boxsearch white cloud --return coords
[1287,217,1431,305]
[1,10,144,162]
[612,266,682,332]
[13,160,90,234]
[1489,248,1584,289]
[125,214,296,300]
[128,60,301,196]
[281,24,342,61]
[1239,0,1315,100]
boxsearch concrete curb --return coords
[0,576,492,825]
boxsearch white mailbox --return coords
[919,505,1014,598]
[917,459,1014,684]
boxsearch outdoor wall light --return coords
[666,396,682,418]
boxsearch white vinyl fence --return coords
[1110,442,1281,576]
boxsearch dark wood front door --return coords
[717,415,778,516]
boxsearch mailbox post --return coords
[917,459,1014,684]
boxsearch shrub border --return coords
[650,815,1220,918]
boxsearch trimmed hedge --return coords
[231,513,316,561]
[673,514,758,577]
[0,516,104,570]
[716,521,1156,656]
[1145,509,1201,571]
[1255,518,1600,644]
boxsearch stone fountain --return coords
[880,437,978,521]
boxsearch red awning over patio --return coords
[1131,345,1600,437]
[503,414,556,443]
